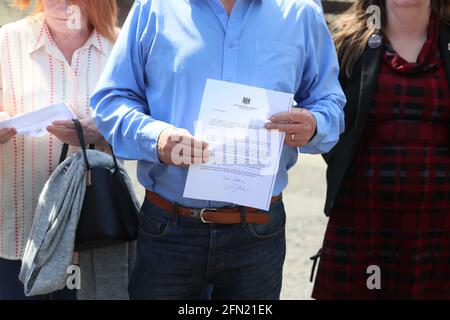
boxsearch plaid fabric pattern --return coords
[313,16,450,300]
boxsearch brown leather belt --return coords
[145,191,280,224]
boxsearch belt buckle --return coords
[200,208,217,224]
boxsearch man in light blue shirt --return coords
[91,0,345,300]
[313,0,323,11]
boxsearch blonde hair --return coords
[13,0,118,42]
[332,0,450,78]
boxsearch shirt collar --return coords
[27,13,106,55]
[82,29,106,54]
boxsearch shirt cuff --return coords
[299,111,327,154]
[139,121,174,164]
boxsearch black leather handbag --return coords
[59,119,138,251]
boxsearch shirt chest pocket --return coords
[252,39,301,94]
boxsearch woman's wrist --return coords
[96,136,110,150]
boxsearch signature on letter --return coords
[222,176,249,192]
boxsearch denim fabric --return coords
[129,198,287,300]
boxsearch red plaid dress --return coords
[313,16,450,300]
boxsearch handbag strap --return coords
[109,144,120,173]
[57,121,120,173]
[72,118,91,171]
[59,143,70,165]
[59,143,96,164]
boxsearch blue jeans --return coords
[129,198,287,300]
[0,258,76,300]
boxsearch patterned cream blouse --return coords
[0,13,114,260]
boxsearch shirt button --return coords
[217,9,224,14]
[226,77,232,82]
[228,41,235,48]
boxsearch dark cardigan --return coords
[323,22,450,216]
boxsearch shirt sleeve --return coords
[295,5,346,155]
[312,0,324,14]
[90,0,173,163]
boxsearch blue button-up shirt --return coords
[91,0,346,208]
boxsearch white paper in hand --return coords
[183,79,293,211]
[0,103,76,137]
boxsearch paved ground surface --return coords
[280,155,328,300]
[124,154,329,300]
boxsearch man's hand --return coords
[157,127,210,166]
[0,112,16,145]
[265,108,317,147]
[47,117,108,147]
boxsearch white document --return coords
[183,79,293,211]
[0,103,75,137]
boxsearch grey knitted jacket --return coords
[19,149,138,299]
